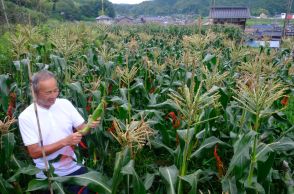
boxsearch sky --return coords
[108,0,150,4]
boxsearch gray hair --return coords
[32,70,56,93]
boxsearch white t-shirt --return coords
[18,98,85,178]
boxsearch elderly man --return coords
[18,70,98,193]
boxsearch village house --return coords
[115,16,134,25]
[209,6,251,29]
[96,15,113,25]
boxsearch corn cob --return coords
[79,98,105,135]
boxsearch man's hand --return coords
[27,132,83,159]
[89,117,101,129]
[75,117,101,135]
[64,132,82,146]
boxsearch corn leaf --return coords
[8,165,40,182]
[27,179,49,192]
[225,131,256,179]
[190,136,229,159]
[180,170,203,194]
[1,133,15,164]
[121,160,146,194]
[52,171,111,194]
[0,174,13,194]
[143,173,155,190]
[159,165,179,194]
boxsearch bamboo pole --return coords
[27,60,53,194]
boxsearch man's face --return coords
[36,78,59,109]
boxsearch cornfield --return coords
[0,22,293,194]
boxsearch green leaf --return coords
[0,74,9,111]
[0,174,13,194]
[269,137,294,152]
[255,143,273,162]
[52,182,65,194]
[159,165,179,194]
[143,173,155,190]
[1,133,15,162]
[67,82,83,94]
[225,131,256,179]
[8,165,40,182]
[244,177,265,194]
[180,170,202,194]
[257,152,275,184]
[52,171,111,194]
[50,55,67,72]
[147,100,178,110]
[67,81,87,113]
[177,128,195,143]
[222,176,238,194]
[190,136,228,159]
[27,179,49,192]
[130,78,145,91]
[0,74,9,95]
[202,53,217,67]
[13,61,21,71]
[112,148,131,194]
[121,160,146,194]
[110,96,127,105]
[151,138,175,156]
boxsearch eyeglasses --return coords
[41,89,60,96]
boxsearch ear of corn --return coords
[79,98,105,135]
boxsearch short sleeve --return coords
[18,115,39,146]
[64,99,85,128]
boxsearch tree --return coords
[50,0,59,12]
[1,0,10,27]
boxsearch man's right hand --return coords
[27,132,82,159]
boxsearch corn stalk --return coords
[116,61,138,122]
[169,81,220,194]
[233,72,288,186]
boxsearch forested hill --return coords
[114,0,294,17]
[1,0,293,26]
[0,0,115,25]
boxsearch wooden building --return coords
[209,6,251,29]
[96,15,113,25]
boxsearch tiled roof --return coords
[209,6,251,19]
[96,15,112,20]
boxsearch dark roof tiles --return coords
[210,6,251,19]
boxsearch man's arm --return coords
[27,132,82,159]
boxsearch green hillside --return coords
[114,0,293,17]
[0,0,115,25]
[1,0,293,26]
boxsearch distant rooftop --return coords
[96,15,112,20]
[209,6,251,19]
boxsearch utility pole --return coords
[101,0,105,16]
[1,0,10,28]
[282,0,293,38]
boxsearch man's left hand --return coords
[89,117,101,128]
